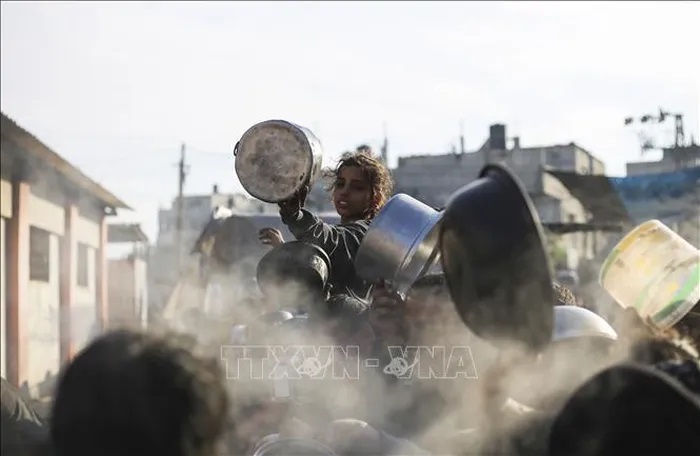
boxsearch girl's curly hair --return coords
[323,147,394,219]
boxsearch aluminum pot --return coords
[234,120,323,203]
[552,306,618,342]
[440,164,555,351]
[251,437,338,456]
[256,241,332,297]
[355,194,442,295]
[250,434,280,455]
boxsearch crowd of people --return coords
[3,148,699,456]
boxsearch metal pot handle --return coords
[233,141,240,157]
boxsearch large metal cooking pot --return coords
[440,164,555,351]
[256,241,332,297]
[234,120,323,203]
[553,306,618,342]
[355,194,442,295]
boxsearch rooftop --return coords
[397,141,603,164]
[1,112,130,210]
[545,170,631,224]
[108,223,149,243]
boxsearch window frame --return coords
[77,242,90,288]
[29,226,51,282]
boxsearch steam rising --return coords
[150,238,699,455]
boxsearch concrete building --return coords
[107,224,149,329]
[149,186,277,311]
[155,185,278,252]
[393,124,605,206]
[1,112,129,391]
[392,124,608,267]
[626,144,700,176]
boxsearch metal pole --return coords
[176,143,186,276]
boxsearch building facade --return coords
[626,144,700,176]
[149,187,278,311]
[155,186,278,252]
[391,124,608,267]
[1,112,129,392]
[107,224,149,330]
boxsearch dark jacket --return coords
[282,209,372,301]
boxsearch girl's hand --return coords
[278,185,310,218]
[258,228,284,247]
[369,281,409,343]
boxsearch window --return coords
[30,227,51,282]
[77,243,89,287]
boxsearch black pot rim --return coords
[440,163,555,350]
[479,163,550,242]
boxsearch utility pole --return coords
[624,108,686,154]
[176,143,187,277]
[624,108,690,170]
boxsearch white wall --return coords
[73,214,99,352]
[28,192,64,236]
[25,190,62,388]
[541,173,592,257]
[1,216,6,379]
[72,244,96,351]
[23,187,102,388]
[25,232,60,389]
[0,177,9,379]
[0,178,11,218]
[108,256,148,329]
[108,259,135,326]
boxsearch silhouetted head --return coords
[51,329,229,456]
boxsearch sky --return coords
[1,1,699,241]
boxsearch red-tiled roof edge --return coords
[1,112,131,210]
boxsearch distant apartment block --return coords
[391,124,608,266]
[626,144,700,176]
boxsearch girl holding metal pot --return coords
[259,149,394,300]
